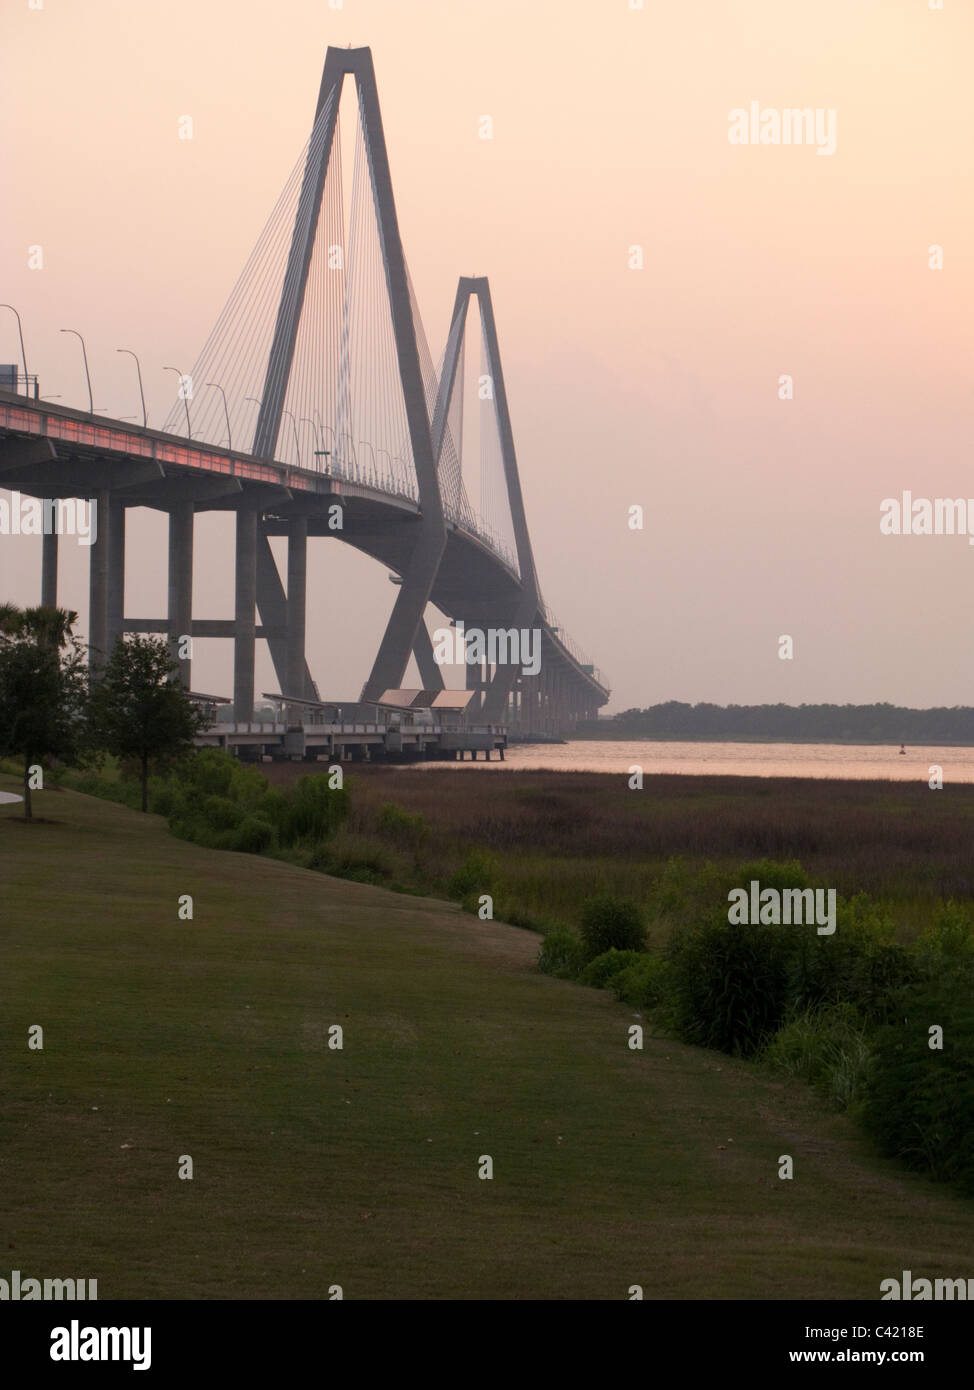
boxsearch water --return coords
[405,740,974,781]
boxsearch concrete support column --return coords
[527,673,539,733]
[168,501,194,688]
[41,527,58,608]
[107,498,126,658]
[286,516,307,702]
[88,487,111,673]
[234,507,258,723]
[465,652,484,717]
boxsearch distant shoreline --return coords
[569,732,974,748]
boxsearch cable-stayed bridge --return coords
[0,46,609,746]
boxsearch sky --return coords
[2,0,973,713]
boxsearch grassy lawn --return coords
[3,774,973,1300]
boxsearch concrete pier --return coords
[234,507,257,722]
[285,516,307,701]
[168,500,194,687]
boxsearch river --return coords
[403,740,974,781]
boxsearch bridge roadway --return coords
[0,389,609,735]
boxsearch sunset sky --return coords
[2,0,973,712]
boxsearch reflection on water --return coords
[405,740,974,782]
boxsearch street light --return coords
[282,409,301,467]
[164,366,192,438]
[1,304,28,387]
[205,382,232,451]
[339,433,357,480]
[245,397,262,453]
[377,447,392,491]
[60,328,93,413]
[116,349,147,427]
[359,440,378,487]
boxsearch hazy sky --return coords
[2,0,973,712]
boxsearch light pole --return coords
[206,382,232,451]
[339,433,357,480]
[282,409,301,467]
[60,328,93,413]
[245,397,262,453]
[116,348,147,427]
[1,304,28,388]
[377,447,392,491]
[359,439,378,487]
[164,366,192,438]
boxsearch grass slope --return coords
[3,776,973,1300]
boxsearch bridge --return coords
[0,46,609,744]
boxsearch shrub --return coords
[178,747,236,797]
[761,1003,873,1109]
[537,928,586,980]
[786,895,917,1022]
[377,801,428,848]
[283,775,349,845]
[201,794,244,831]
[610,955,672,1011]
[667,911,792,1057]
[861,979,974,1195]
[914,900,974,980]
[578,949,646,989]
[315,832,399,884]
[448,850,498,900]
[230,815,276,855]
[578,896,645,959]
[228,763,271,811]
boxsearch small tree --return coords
[88,635,208,812]
[0,604,89,819]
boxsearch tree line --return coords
[583,701,974,744]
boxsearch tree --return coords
[0,604,89,819]
[88,635,208,812]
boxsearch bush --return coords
[915,900,974,980]
[761,1003,873,1109]
[610,955,672,1011]
[376,801,428,848]
[578,949,646,989]
[861,979,974,1195]
[283,775,349,845]
[786,895,917,1023]
[315,832,399,884]
[448,850,498,900]
[201,795,244,831]
[178,747,236,797]
[578,896,645,959]
[537,928,586,980]
[667,911,792,1057]
[230,815,276,855]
